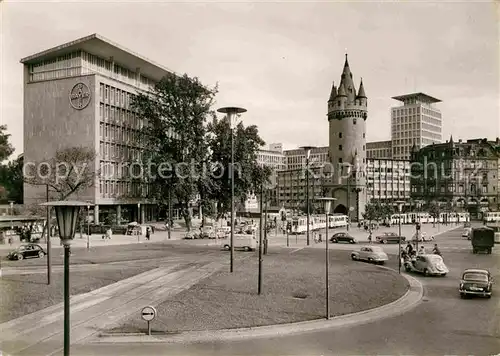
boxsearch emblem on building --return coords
[69,83,91,110]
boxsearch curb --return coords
[90,269,423,344]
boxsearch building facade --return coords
[410,137,500,218]
[366,140,392,160]
[391,93,443,160]
[21,34,176,224]
[366,159,411,204]
[326,55,368,221]
[284,146,329,170]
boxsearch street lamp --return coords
[86,203,90,250]
[39,201,91,356]
[218,106,247,273]
[316,197,336,320]
[300,146,316,246]
[395,200,405,274]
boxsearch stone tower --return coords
[327,54,367,221]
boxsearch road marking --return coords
[290,247,305,254]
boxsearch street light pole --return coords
[86,204,90,250]
[168,187,172,240]
[300,146,315,246]
[258,182,264,295]
[46,184,51,285]
[264,190,268,255]
[218,106,247,273]
[395,200,405,274]
[316,197,336,320]
[40,201,90,356]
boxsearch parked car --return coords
[351,246,388,264]
[376,232,406,244]
[330,232,356,244]
[7,243,46,261]
[459,268,493,299]
[404,254,448,276]
[222,234,257,252]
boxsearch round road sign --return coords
[141,306,157,321]
[349,207,355,212]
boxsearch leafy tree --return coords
[0,125,14,163]
[362,201,379,222]
[133,74,216,231]
[0,154,24,204]
[24,146,99,200]
[428,200,441,227]
[206,116,269,220]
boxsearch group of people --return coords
[401,242,442,261]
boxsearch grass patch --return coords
[110,250,409,333]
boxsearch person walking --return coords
[145,227,151,241]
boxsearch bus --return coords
[484,212,500,223]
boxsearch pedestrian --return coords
[151,226,155,234]
[146,227,151,241]
[418,245,426,255]
[106,227,112,240]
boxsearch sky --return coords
[1,0,499,157]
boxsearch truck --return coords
[471,227,494,254]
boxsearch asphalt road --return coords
[70,225,500,356]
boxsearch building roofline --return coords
[392,92,442,103]
[20,33,179,82]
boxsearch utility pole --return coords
[46,184,51,285]
[264,189,268,255]
[258,182,264,295]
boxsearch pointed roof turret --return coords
[340,53,356,101]
[328,81,337,102]
[449,135,454,143]
[357,78,366,98]
[337,82,346,96]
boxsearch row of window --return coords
[392,106,441,118]
[421,123,442,133]
[100,142,143,162]
[99,180,153,198]
[412,184,493,194]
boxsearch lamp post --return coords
[39,201,91,356]
[300,146,315,246]
[316,197,336,320]
[218,106,247,273]
[258,181,264,295]
[86,204,90,250]
[395,200,405,274]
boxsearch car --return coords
[222,234,257,252]
[404,254,449,276]
[351,246,388,264]
[459,268,493,299]
[462,227,472,239]
[376,232,406,244]
[330,232,356,244]
[7,243,46,261]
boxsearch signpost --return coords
[141,306,157,335]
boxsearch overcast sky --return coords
[1,0,499,156]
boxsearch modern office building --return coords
[366,140,392,160]
[410,137,500,218]
[284,146,329,170]
[21,33,176,224]
[391,92,443,160]
[366,159,411,205]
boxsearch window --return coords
[363,145,365,151]
[339,158,343,163]
[363,133,365,138]
[339,132,342,138]
[338,101,341,106]
[353,119,357,125]
[482,185,488,193]
[339,145,343,151]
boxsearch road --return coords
[70,224,500,356]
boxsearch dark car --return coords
[330,232,356,244]
[471,227,494,254]
[459,268,493,299]
[376,232,406,244]
[7,243,46,261]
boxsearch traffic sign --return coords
[349,207,354,212]
[141,306,157,321]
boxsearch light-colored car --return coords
[222,234,257,252]
[462,227,472,239]
[351,246,388,264]
[404,254,449,276]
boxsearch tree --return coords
[428,200,441,227]
[206,116,269,220]
[133,74,216,231]
[24,146,99,200]
[362,201,380,222]
[0,154,24,204]
[0,125,14,163]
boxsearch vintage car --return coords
[459,268,493,298]
[376,232,406,244]
[351,246,388,264]
[330,232,356,244]
[7,243,46,261]
[404,254,449,276]
[462,227,472,239]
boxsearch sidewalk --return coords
[0,260,223,356]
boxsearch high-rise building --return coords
[326,55,368,221]
[366,140,392,160]
[21,34,175,223]
[391,92,442,160]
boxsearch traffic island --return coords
[106,249,410,334]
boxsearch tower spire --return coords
[328,81,337,102]
[357,78,366,98]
